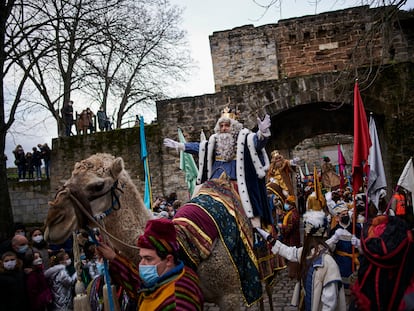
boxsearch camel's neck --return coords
[102,177,151,262]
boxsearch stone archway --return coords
[267,102,353,151]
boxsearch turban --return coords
[137,218,179,254]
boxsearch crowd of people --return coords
[3,104,414,311]
[12,143,51,181]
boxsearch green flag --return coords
[178,128,198,197]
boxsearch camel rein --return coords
[67,184,140,251]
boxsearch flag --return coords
[298,165,305,182]
[178,128,198,196]
[367,116,387,209]
[337,143,347,190]
[352,81,372,193]
[305,162,310,176]
[200,129,206,142]
[314,166,326,208]
[139,116,152,210]
[397,158,414,206]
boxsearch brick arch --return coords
[267,102,354,150]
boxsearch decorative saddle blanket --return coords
[173,179,262,306]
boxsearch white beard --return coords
[215,132,237,161]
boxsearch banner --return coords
[351,81,372,193]
[397,158,414,206]
[337,143,347,190]
[367,116,387,209]
[178,128,198,197]
[140,116,152,210]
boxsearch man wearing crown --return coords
[164,107,272,228]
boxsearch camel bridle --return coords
[57,181,139,251]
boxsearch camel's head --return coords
[44,153,125,244]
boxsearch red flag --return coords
[338,143,347,190]
[352,81,372,193]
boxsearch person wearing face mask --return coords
[327,203,362,300]
[278,195,301,280]
[44,251,77,311]
[0,251,29,310]
[0,222,27,257]
[30,228,50,270]
[97,218,204,310]
[10,234,29,261]
[24,250,53,311]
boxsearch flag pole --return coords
[351,79,372,272]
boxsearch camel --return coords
[44,153,276,310]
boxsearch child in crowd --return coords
[44,251,77,311]
[24,250,53,311]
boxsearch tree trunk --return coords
[0,132,14,241]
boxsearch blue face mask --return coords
[96,262,105,275]
[139,264,159,287]
[17,245,28,254]
[283,203,290,211]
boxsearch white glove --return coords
[351,235,361,249]
[256,227,270,240]
[326,228,347,247]
[163,138,184,151]
[256,227,276,246]
[290,157,300,166]
[257,114,271,138]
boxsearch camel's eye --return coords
[87,182,105,193]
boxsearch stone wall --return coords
[8,181,52,225]
[50,124,164,200]
[210,5,414,91]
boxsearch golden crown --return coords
[221,106,239,120]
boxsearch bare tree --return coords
[0,0,53,238]
[15,0,122,136]
[82,0,191,128]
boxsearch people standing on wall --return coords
[13,145,26,181]
[25,152,34,180]
[97,106,111,131]
[62,100,74,136]
[38,143,51,180]
[32,147,42,180]
[86,107,95,133]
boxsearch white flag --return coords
[367,116,387,209]
[397,158,414,205]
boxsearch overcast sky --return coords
[5,0,414,167]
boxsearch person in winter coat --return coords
[44,251,77,311]
[24,249,53,311]
[0,251,29,311]
[258,210,346,310]
[32,147,42,180]
[13,144,27,180]
[30,228,50,270]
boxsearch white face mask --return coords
[32,235,43,243]
[33,258,43,266]
[4,260,17,270]
[65,259,72,266]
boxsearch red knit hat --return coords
[137,218,179,254]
